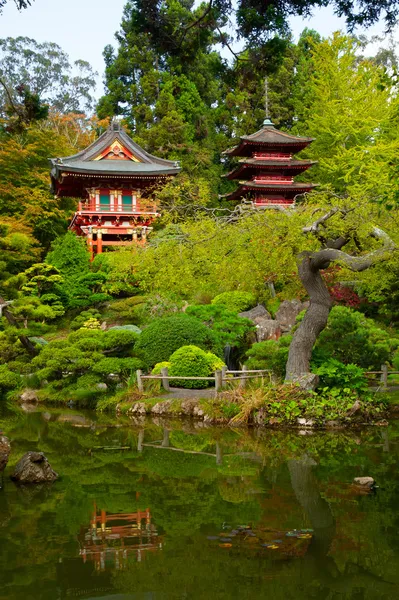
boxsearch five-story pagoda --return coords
[50,121,180,257]
[221,117,317,208]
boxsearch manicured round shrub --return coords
[168,345,212,389]
[205,352,225,373]
[135,314,217,367]
[211,291,256,313]
[152,361,171,375]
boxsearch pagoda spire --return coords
[263,78,274,127]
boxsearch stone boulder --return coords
[127,402,147,415]
[19,389,39,404]
[239,304,271,322]
[353,476,375,489]
[0,435,11,471]
[254,318,282,342]
[275,300,308,332]
[151,400,175,415]
[288,373,319,392]
[11,452,58,484]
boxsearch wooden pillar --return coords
[136,370,143,392]
[142,227,147,242]
[97,230,103,254]
[162,429,170,447]
[381,364,388,390]
[215,370,223,392]
[87,229,94,262]
[161,367,170,391]
[239,365,248,388]
[137,429,144,452]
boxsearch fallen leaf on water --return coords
[219,543,232,548]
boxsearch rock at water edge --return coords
[11,451,58,484]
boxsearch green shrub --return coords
[211,291,256,313]
[135,314,217,367]
[205,352,225,372]
[314,359,369,395]
[102,329,138,354]
[70,309,101,330]
[92,357,143,378]
[186,304,254,350]
[152,361,171,375]
[107,296,147,324]
[245,336,292,380]
[314,306,398,369]
[168,345,212,389]
[0,365,21,393]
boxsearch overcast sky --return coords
[0,0,391,99]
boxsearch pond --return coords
[1,408,399,599]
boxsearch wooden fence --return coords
[136,366,271,393]
[365,365,399,390]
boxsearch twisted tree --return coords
[285,207,396,387]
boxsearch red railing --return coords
[254,198,294,206]
[253,175,294,183]
[78,201,158,214]
[253,152,292,160]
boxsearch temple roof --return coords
[223,121,315,157]
[221,181,318,201]
[224,159,317,180]
[50,121,180,195]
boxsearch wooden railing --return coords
[253,153,292,160]
[254,198,294,206]
[78,201,158,214]
[253,175,293,183]
[365,365,399,390]
[136,366,271,393]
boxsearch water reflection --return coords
[79,503,162,571]
[1,409,399,599]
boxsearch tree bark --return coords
[285,222,396,382]
[285,252,332,381]
[0,295,38,357]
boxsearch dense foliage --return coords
[1,6,399,413]
[135,314,218,368]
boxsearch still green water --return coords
[1,409,399,599]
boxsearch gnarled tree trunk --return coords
[285,252,332,382]
[285,213,396,385]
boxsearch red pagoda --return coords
[50,121,180,257]
[222,118,317,208]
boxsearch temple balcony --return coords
[252,175,294,184]
[253,197,294,207]
[252,152,292,160]
[77,200,159,215]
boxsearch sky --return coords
[0,0,393,99]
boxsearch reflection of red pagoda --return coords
[222,118,318,208]
[78,503,162,571]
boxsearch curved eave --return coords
[223,160,317,180]
[221,182,318,201]
[223,140,313,157]
[49,127,179,169]
[54,166,180,178]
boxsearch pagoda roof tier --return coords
[224,159,317,180]
[223,121,314,157]
[221,181,318,201]
[50,120,180,197]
